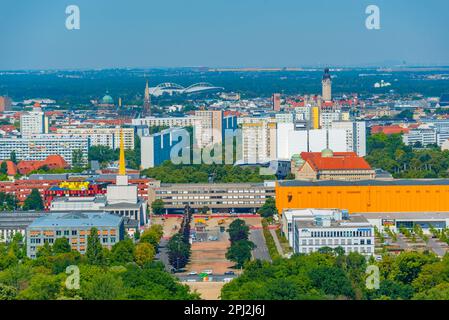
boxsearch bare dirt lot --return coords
[184,282,225,300]
[186,216,262,274]
[151,216,183,238]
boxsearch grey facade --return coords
[26,212,124,259]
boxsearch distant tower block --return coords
[272,93,281,111]
[143,80,151,116]
[322,68,332,102]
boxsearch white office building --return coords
[276,123,347,160]
[283,209,375,256]
[403,128,437,146]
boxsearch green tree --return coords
[71,149,84,169]
[17,273,62,300]
[134,243,155,267]
[0,283,17,300]
[0,161,7,175]
[140,224,164,250]
[86,227,106,265]
[22,188,44,210]
[413,283,449,300]
[111,239,135,265]
[309,266,355,299]
[391,251,438,284]
[258,197,277,218]
[151,199,165,215]
[227,219,250,243]
[52,237,71,254]
[200,206,210,214]
[81,272,125,300]
[88,145,116,164]
[10,151,17,164]
[167,233,190,270]
[225,239,254,268]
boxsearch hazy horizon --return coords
[1,0,449,70]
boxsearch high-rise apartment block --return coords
[0,96,12,112]
[56,127,135,150]
[241,118,277,164]
[0,135,89,166]
[331,121,367,156]
[20,106,48,137]
[272,93,281,111]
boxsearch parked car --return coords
[202,269,213,275]
[224,271,235,275]
[187,279,197,282]
[188,271,197,276]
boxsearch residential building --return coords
[402,127,437,146]
[56,126,135,150]
[194,110,237,147]
[0,136,89,166]
[141,128,185,169]
[331,121,367,156]
[320,109,341,129]
[241,118,277,163]
[272,93,281,111]
[0,96,12,112]
[20,105,48,137]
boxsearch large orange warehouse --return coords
[276,180,449,214]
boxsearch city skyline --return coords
[1,0,449,70]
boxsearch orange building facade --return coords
[276,180,449,214]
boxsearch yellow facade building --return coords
[276,180,449,215]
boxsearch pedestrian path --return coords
[269,229,285,257]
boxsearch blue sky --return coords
[0,0,448,69]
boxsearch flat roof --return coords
[360,211,449,220]
[278,179,449,187]
[28,211,122,228]
[295,215,371,229]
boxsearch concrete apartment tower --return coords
[272,93,281,111]
[322,68,332,102]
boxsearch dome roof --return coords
[321,148,334,158]
[101,94,114,104]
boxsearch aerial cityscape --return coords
[1,0,449,308]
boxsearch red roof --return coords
[16,155,69,175]
[0,125,16,133]
[371,125,410,135]
[85,119,131,125]
[0,160,17,176]
[300,152,372,171]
